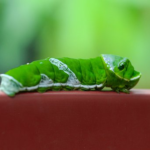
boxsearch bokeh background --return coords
[0,0,150,89]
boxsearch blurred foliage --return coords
[0,0,150,88]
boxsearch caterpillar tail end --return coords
[0,87,15,97]
[0,74,22,97]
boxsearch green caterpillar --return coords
[0,54,141,96]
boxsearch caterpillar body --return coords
[0,54,141,96]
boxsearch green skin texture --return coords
[4,54,141,95]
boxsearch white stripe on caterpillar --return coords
[49,58,80,85]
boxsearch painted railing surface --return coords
[0,89,150,150]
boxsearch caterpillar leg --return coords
[63,86,74,91]
[120,88,130,94]
[52,86,62,91]
[37,87,50,93]
[112,88,130,94]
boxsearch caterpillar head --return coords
[101,54,141,93]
